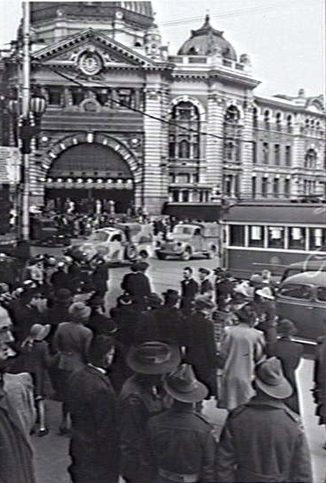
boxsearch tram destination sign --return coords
[0,147,21,184]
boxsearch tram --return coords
[220,201,326,279]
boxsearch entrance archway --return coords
[45,142,135,214]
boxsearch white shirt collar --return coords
[88,363,106,375]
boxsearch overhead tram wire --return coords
[31,58,255,145]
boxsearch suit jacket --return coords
[180,279,198,311]
[121,272,152,298]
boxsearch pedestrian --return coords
[254,285,278,344]
[0,305,37,483]
[8,282,43,342]
[121,261,152,309]
[134,293,163,343]
[20,323,54,436]
[214,270,234,310]
[43,287,73,343]
[67,335,119,483]
[267,319,303,413]
[119,341,181,483]
[147,363,216,483]
[312,320,326,448]
[198,267,214,299]
[50,261,75,294]
[216,357,313,483]
[86,294,117,336]
[184,297,218,399]
[180,266,199,315]
[219,302,265,411]
[91,257,109,297]
[53,301,93,435]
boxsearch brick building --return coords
[0,1,325,214]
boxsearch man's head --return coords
[87,335,115,369]
[183,267,193,280]
[0,307,15,368]
[198,267,210,281]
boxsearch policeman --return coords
[216,357,313,483]
[147,363,216,483]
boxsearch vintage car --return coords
[66,222,153,264]
[155,222,220,261]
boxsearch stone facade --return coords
[0,2,325,214]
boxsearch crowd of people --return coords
[0,248,324,483]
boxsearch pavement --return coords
[28,249,326,482]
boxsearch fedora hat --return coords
[162,289,180,299]
[127,341,181,375]
[69,302,91,321]
[256,286,275,300]
[255,357,292,399]
[29,324,51,342]
[164,364,208,403]
[198,267,211,276]
[233,281,253,299]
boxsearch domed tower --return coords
[29,1,156,48]
[144,25,162,60]
[178,14,237,60]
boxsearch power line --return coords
[32,59,255,145]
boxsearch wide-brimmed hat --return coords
[194,297,216,311]
[250,274,263,286]
[69,302,91,321]
[233,281,253,299]
[118,293,133,306]
[277,319,297,336]
[164,364,208,403]
[29,324,51,341]
[198,267,211,276]
[127,341,181,375]
[256,286,275,300]
[54,288,73,304]
[255,357,292,399]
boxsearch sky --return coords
[0,0,324,97]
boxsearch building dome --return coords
[177,15,237,60]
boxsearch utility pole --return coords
[21,0,31,240]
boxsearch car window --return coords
[111,234,122,242]
[173,226,194,235]
[90,232,108,242]
[316,287,326,302]
[278,284,313,300]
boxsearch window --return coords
[178,140,190,159]
[262,142,269,164]
[225,141,234,161]
[225,105,240,124]
[71,88,85,105]
[172,191,179,202]
[288,227,306,250]
[95,88,109,106]
[111,234,123,242]
[176,173,190,184]
[274,144,280,165]
[273,178,279,197]
[264,110,270,129]
[309,228,326,250]
[268,226,284,248]
[285,145,292,166]
[169,101,200,167]
[118,89,133,108]
[284,179,290,197]
[169,136,175,158]
[230,225,245,246]
[305,149,317,169]
[317,287,326,302]
[262,178,268,197]
[253,141,257,164]
[181,190,189,202]
[276,112,282,131]
[47,86,62,106]
[278,284,313,300]
[249,226,264,247]
[253,107,258,127]
[287,115,292,133]
[252,177,257,198]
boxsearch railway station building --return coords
[0,1,325,214]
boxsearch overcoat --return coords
[216,396,313,483]
[67,365,119,483]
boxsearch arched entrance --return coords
[45,142,135,214]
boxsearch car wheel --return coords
[126,244,138,261]
[156,252,167,260]
[206,246,217,259]
[181,248,192,261]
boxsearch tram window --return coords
[249,226,264,247]
[288,227,306,250]
[317,287,326,302]
[267,227,284,248]
[310,228,326,250]
[278,284,313,300]
[230,225,245,246]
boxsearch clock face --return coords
[79,52,102,76]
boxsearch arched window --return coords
[276,112,282,131]
[287,115,292,132]
[169,101,201,162]
[178,140,190,159]
[305,148,317,169]
[264,110,270,129]
[225,105,240,124]
[225,141,234,160]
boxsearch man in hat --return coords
[184,297,218,399]
[198,267,213,299]
[219,302,265,411]
[180,267,199,315]
[147,363,216,483]
[121,261,152,309]
[119,341,181,483]
[91,257,109,297]
[216,357,312,483]
[0,305,37,483]
[50,261,75,294]
[67,335,119,483]
[254,286,277,344]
